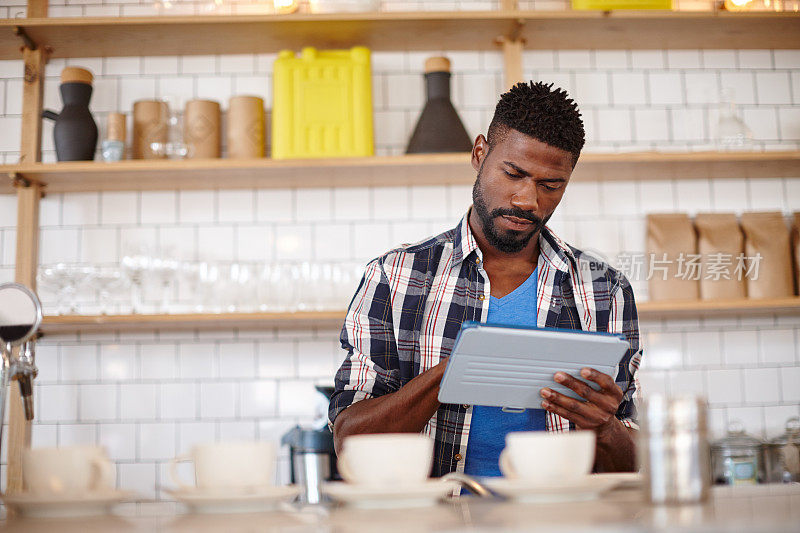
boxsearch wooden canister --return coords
[132,100,167,159]
[184,99,221,159]
[107,112,126,143]
[227,96,265,159]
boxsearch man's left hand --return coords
[540,368,622,439]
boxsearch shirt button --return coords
[454,453,463,462]
[478,294,485,301]
[475,257,481,264]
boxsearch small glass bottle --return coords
[101,112,126,162]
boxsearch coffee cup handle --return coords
[90,457,115,491]
[169,453,195,490]
[499,449,517,479]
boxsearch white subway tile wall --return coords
[1,2,800,500]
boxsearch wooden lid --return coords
[424,56,451,74]
[107,113,126,142]
[61,66,93,85]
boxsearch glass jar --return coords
[764,417,800,483]
[711,420,765,485]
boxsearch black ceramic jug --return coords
[43,67,98,161]
[406,56,472,154]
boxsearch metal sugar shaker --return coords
[639,395,711,505]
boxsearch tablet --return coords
[437,322,630,410]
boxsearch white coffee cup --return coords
[499,431,595,483]
[338,433,433,487]
[169,441,276,491]
[22,445,115,495]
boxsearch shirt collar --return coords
[452,209,574,273]
[452,210,481,266]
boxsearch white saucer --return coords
[1,490,136,518]
[322,480,457,509]
[165,485,301,514]
[593,472,642,490]
[484,475,622,503]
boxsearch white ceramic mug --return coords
[22,445,115,495]
[338,433,433,487]
[169,441,276,491]
[499,431,596,483]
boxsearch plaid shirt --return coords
[329,211,643,477]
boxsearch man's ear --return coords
[471,134,489,172]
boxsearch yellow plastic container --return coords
[272,46,374,159]
[571,0,672,9]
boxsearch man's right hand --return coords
[332,358,448,454]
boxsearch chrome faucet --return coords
[0,283,43,465]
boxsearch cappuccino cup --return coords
[338,433,433,487]
[169,441,276,492]
[499,431,595,483]
[23,445,115,495]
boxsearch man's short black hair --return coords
[486,81,585,167]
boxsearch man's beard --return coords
[472,168,549,254]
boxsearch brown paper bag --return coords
[695,213,746,300]
[646,213,700,301]
[792,213,800,296]
[740,211,793,299]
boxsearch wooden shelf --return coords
[2,11,799,60]
[638,297,800,320]
[3,151,798,194]
[40,297,800,334]
[41,310,346,334]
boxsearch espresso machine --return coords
[281,385,339,504]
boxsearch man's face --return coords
[471,128,574,254]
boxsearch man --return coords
[328,81,642,478]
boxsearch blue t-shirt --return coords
[463,267,547,478]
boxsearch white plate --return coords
[166,485,301,514]
[483,475,622,503]
[592,472,642,490]
[322,480,457,509]
[1,490,136,519]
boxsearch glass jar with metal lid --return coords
[711,420,765,485]
[764,417,800,483]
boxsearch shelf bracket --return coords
[8,173,45,198]
[8,172,30,189]
[14,27,37,51]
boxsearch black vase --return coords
[406,70,472,154]
[43,82,98,161]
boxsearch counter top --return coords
[1,484,799,533]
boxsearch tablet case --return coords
[438,322,630,409]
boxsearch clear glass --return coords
[101,140,124,162]
[150,96,190,160]
[198,262,222,313]
[121,249,152,314]
[36,264,92,315]
[91,268,128,315]
[149,256,180,313]
[715,89,754,151]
